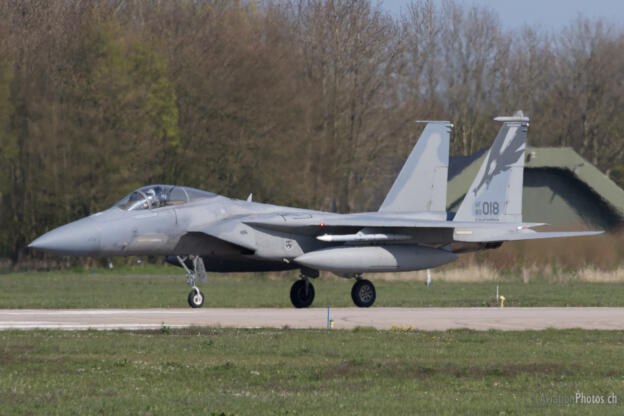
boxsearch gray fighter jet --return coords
[29,115,601,308]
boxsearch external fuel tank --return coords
[294,245,457,273]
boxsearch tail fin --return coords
[379,121,451,213]
[454,113,529,223]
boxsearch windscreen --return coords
[115,190,150,211]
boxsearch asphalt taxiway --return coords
[1,307,623,331]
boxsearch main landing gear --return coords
[290,268,318,308]
[177,255,207,308]
[351,278,376,307]
[290,279,315,308]
[289,270,377,308]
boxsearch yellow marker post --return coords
[329,319,334,329]
[499,295,505,308]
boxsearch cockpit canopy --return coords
[115,185,216,211]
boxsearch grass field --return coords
[1,328,623,415]
[2,268,623,415]
[1,268,624,308]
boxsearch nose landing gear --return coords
[177,256,207,308]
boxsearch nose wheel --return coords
[351,279,376,307]
[177,256,207,308]
[188,288,204,308]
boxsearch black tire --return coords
[351,279,376,307]
[188,288,204,308]
[290,280,315,308]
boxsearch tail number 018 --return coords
[481,201,500,216]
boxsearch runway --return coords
[1,307,624,331]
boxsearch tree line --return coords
[1,0,623,264]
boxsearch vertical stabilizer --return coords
[454,113,529,223]
[379,122,451,213]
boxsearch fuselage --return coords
[30,194,323,254]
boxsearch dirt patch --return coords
[266,377,367,394]
[124,327,223,336]
[0,392,31,405]
[603,369,624,378]
[87,390,117,397]
[7,344,36,352]
[319,360,573,380]
[0,352,19,365]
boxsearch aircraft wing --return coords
[245,214,601,243]
[244,214,543,232]
[192,213,601,247]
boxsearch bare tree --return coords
[0,0,622,265]
[291,0,403,211]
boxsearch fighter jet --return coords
[29,115,601,308]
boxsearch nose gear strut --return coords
[177,255,207,308]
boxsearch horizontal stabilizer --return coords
[453,229,603,243]
[500,230,604,241]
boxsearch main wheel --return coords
[351,279,376,307]
[188,288,204,308]
[290,280,315,308]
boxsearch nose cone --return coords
[29,217,102,256]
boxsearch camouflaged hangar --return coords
[448,147,624,231]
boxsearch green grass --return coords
[2,269,623,414]
[1,328,623,415]
[2,270,624,308]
